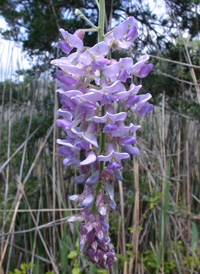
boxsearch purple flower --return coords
[136,64,153,78]
[113,17,138,41]
[93,111,127,123]
[59,28,83,52]
[111,122,141,137]
[79,41,109,66]
[103,122,118,132]
[107,161,123,170]
[78,210,116,269]
[71,122,98,147]
[58,40,72,54]
[80,151,97,166]
[122,135,136,145]
[54,71,77,87]
[86,170,99,186]
[104,17,138,50]
[52,12,153,269]
[82,194,94,207]
[98,149,129,162]
[130,93,153,115]
[131,54,153,78]
[125,95,140,107]
[123,145,140,155]
[56,118,72,130]
[51,58,84,76]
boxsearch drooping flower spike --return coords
[51,4,153,269]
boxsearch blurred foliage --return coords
[9,262,35,274]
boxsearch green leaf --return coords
[14,270,21,274]
[67,250,78,259]
[97,270,109,274]
[28,262,35,269]
[60,227,69,273]
[72,268,80,274]
[191,221,198,251]
[75,240,79,248]
[157,160,171,270]
[20,264,27,271]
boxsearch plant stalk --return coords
[92,0,105,213]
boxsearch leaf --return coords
[75,240,79,248]
[157,160,171,270]
[191,221,198,251]
[97,270,109,274]
[20,264,27,271]
[67,250,78,259]
[14,270,21,274]
[28,262,35,269]
[72,268,80,274]
[61,227,69,273]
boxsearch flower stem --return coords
[98,0,105,42]
[75,9,98,29]
[92,0,105,213]
[99,0,105,171]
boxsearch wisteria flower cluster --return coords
[51,14,153,269]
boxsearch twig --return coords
[156,71,200,86]
[0,208,82,213]
[1,240,51,264]
[149,53,200,69]
[0,216,72,236]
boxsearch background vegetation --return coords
[0,0,199,273]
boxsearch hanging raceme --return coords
[51,0,153,269]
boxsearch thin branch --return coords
[156,71,200,86]
[0,208,82,213]
[149,54,200,69]
[0,216,71,236]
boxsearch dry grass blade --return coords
[22,124,53,185]
[29,191,42,274]
[149,53,200,69]
[161,93,166,272]
[156,71,200,86]
[118,180,126,273]
[0,83,6,157]
[172,12,200,103]
[129,156,139,274]
[0,125,53,268]
[0,208,81,213]
[1,79,12,267]
[16,179,59,274]
[19,88,35,181]
[1,240,51,264]
[52,75,57,265]
[0,127,40,173]
[0,216,72,236]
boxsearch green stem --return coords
[92,0,105,213]
[98,0,105,42]
[98,0,106,172]
[75,9,98,29]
